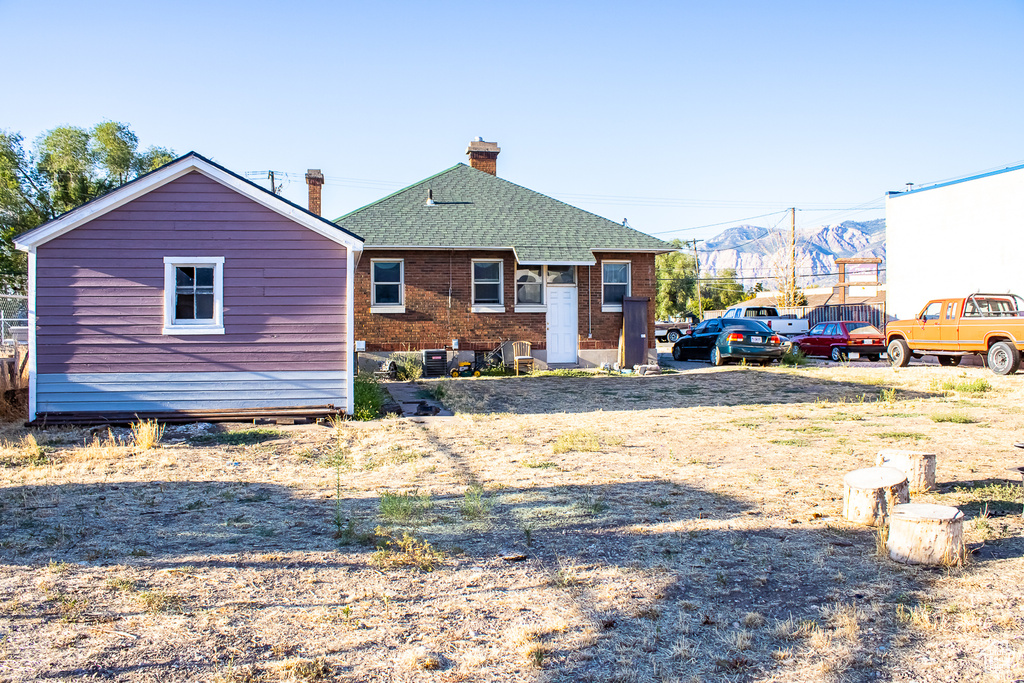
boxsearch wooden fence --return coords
[703,303,889,330]
[0,344,28,392]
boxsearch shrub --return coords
[391,352,423,381]
[780,347,808,367]
[371,528,443,571]
[353,374,386,421]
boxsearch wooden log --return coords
[842,466,910,526]
[876,449,936,492]
[886,503,964,565]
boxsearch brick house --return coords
[332,140,674,369]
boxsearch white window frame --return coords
[370,258,405,314]
[514,264,546,312]
[601,260,631,312]
[162,256,225,335]
[471,258,505,313]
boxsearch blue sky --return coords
[5,0,1023,241]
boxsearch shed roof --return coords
[15,152,364,252]
[333,164,673,264]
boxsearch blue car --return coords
[672,318,785,365]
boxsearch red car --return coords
[788,321,887,362]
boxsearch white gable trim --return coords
[14,154,364,253]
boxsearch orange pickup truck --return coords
[885,293,1024,375]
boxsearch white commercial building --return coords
[886,163,1024,320]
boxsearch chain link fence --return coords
[0,295,28,343]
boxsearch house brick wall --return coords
[355,250,656,354]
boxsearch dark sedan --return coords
[671,318,785,365]
[788,321,887,362]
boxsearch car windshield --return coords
[722,319,773,334]
[846,323,881,335]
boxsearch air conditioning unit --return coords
[421,349,448,378]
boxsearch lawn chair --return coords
[512,341,534,376]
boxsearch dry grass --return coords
[131,418,165,449]
[1,361,1023,681]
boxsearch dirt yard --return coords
[2,361,1024,682]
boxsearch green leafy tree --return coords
[699,268,746,312]
[657,240,751,318]
[655,239,696,319]
[0,122,174,291]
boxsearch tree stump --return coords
[842,466,909,526]
[875,449,936,492]
[886,503,964,565]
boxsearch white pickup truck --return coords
[721,304,810,337]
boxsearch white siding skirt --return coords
[36,371,348,412]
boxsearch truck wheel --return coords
[865,355,880,362]
[988,341,1021,375]
[830,347,847,362]
[938,356,961,367]
[888,339,911,367]
[667,330,682,343]
[711,347,726,366]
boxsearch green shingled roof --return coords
[333,164,673,264]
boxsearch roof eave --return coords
[15,152,365,253]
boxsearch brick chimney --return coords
[305,169,324,215]
[466,138,500,175]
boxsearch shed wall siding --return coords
[36,371,346,412]
[35,171,349,376]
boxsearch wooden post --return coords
[886,503,964,565]
[876,449,936,492]
[842,466,910,526]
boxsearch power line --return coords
[648,210,790,236]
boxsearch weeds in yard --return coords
[379,490,433,522]
[137,589,184,613]
[879,387,898,405]
[193,428,283,446]
[277,657,333,682]
[460,483,492,519]
[769,437,811,447]
[742,612,765,628]
[874,430,927,441]
[780,347,809,367]
[105,577,138,592]
[531,368,593,378]
[552,428,600,453]
[934,376,991,394]
[576,493,608,515]
[353,374,387,421]
[131,419,164,450]
[931,410,976,423]
[550,559,582,588]
[522,458,557,469]
[371,527,443,571]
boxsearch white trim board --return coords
[14,153,365,253]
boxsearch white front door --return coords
[546,286,578,364]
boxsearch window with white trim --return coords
[601,260,630,311]
[163,257,224,335]
[472,259,504,312]
[370,259,404,313]
[515,266,544,306]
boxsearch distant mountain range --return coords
[697,218,885,287]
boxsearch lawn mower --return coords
[449,341,506,378]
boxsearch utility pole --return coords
[679,239,704,316]
[790,207,797,307]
